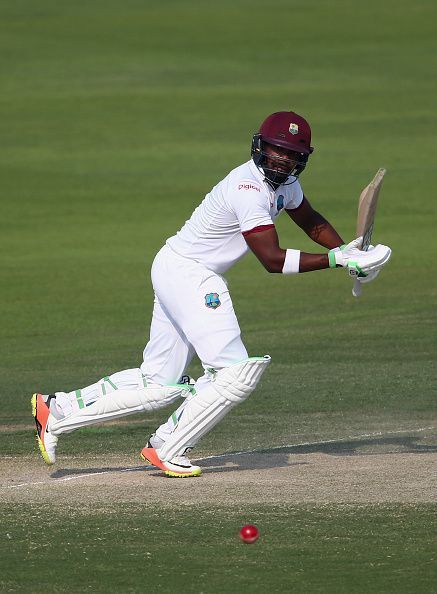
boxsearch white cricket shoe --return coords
[31,393,58,465]
[140,443,201,478]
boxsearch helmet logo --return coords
[289,123,299,135]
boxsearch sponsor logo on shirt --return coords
[277,195,284,212]
[238,183,260,192]
[205,293,221,309]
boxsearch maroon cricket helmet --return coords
[259,111,314,154]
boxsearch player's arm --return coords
[243,226,391,276]
[243,226,329,273]
[286,196,344,249]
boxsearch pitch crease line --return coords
[4,425,435,489]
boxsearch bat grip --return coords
[352,241,370,297]
[352,278,362,297]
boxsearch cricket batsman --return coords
[32,111,391,477]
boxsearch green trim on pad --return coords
[168,383,195,395]
[231,355,271,365]
[103,376,117,390]
[75,390,85,409]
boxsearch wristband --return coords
[282,249,300,275]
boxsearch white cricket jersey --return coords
[166,159,304,274]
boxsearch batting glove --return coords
[352,245,379,284]
[329,237,392,278]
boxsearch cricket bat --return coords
[352,168,386,297]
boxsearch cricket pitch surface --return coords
[2,427,436,506]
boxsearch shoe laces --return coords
[170,455,192,467]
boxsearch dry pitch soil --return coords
[1,427,436,506]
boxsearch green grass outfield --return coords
[1,1,436,592]
[1,504,436,594]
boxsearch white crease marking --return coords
[2,426,435,490]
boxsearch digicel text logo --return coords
[238,183,260,192]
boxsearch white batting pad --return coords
[158,355,271,461]
[49,385,189,435]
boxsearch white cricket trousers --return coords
[140,244,248,385]
[141,244,248,443]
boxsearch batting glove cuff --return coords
[328,246,346,269]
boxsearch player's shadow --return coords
[197,433,437,474]
[268,434,437,456]
[50,433,436,478]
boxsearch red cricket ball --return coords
[239,524,259,544]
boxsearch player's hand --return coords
[329,237,362,270]
[329,237,392,277]
[352,244,380,284]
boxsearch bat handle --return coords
[352,278,362,298]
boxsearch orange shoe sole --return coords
[31,393,54,465]
[140,447,201,478]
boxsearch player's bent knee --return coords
[158,355,271,460]
[212,355,272,404]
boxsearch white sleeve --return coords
[231,180,273,233]
[284,179,304,210]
